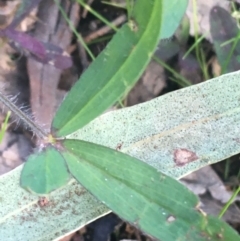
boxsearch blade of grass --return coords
[192,0,201,63]
[153,55,191,87]
[101,1,126,9]
[199,47,209,80]
[218,186,240,219]
[222,32,240,74]
[77,0,118,32]
[182,35,205,59]
[0,111,11,143]
[192,0,209,80]
[54,0,95,60]
[221,37,237,47]
[168,76,189,87]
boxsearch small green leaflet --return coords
[20,146,70,194]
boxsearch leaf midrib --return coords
[123,104,240,152]
[67,145,196,220]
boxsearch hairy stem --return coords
[0,92,48,139]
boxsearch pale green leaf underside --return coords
[0,0,191,239]
[68,70,240,179]
[1,71,240,241]
[0,166,110,241]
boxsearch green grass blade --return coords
[101,1,126,9]
[62,139,240,241]
[182,35,205,60]
[218,186,240,219]
[0,111,10,143]
[20,146,70,194]
[77,0,118,32]
[51,0,163,137]
[153,55,191,86]
[54,0,95,61]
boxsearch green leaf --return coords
[160,0,188,39]
[51,0,163,137]
[20,146,70,194]
[7,70,240,240]
[0,166,109,241]
[67,70,240,179]
[62,139,240,241]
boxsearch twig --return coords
[82,0,94,18]
[84,14,126,43]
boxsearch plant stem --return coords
[218,186,240,219]
[0,110,11,143]
[77,0,119,32]
[0,92,48,139]
[153,56,192,87]
[222,31,240,74]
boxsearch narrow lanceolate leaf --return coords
[51,0,163,137]
[67,70,240,179]
[62,139,240,241]
[20,146,70,194]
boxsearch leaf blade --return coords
[0,166,110,241]
[67,70,240,179]
[160,0,188,39]
[51,0,164,137]
[20,146,70,194]
[62,139,239,241]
